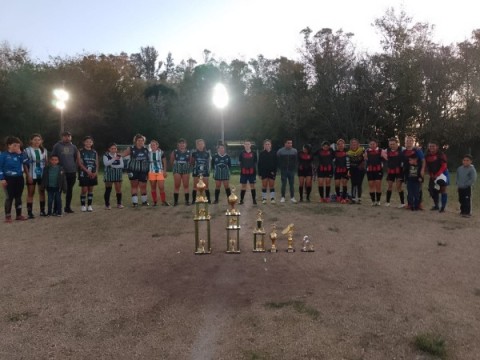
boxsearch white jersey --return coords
[24,147,47,179]
[148,149,164,173]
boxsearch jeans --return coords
[48,187,63,215]
[407,179,421,209]
[280,170,295,198]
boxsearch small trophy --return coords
[253,210,266,252]
[194,175,211,254]
[269,224,278,253]
[226,187,241,254]
[282,223,295,253]
[301,235,315,252]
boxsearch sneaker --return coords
[461,213,471,218]
[371,202,376,206]
[15,215,28,221]
[54,213,63,217]
[290,198,297,203]
[239,200,244,205]
[280,197,286,203]
[385,202,390,207]
[87,205,93,212]
[340,199,348,204]
[270,198,276,204]
[117,204,124,209]
[81,206,87,212]
[262,199,267,204]
[40,211,47,217]
[299,198,304,202]
[213,200,219,204]
[4,215,12,223]
[28,213,35,219]
[162,201,171,206]
[64,208,74,214]
[142,202,149,206]
[439,207,445,213]
[105,205,111,210]
[397,204,406,209]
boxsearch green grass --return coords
[414,333,447,359]
[264,300,320,320]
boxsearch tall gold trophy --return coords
[269,224,278,253]
[225,187,241,254]
[253,210,266,252]
[282,223,295,253]
[194,176,211,254]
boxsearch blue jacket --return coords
[0,151,28,180]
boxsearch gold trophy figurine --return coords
[253,210,266,252]
[282,223,295,253]
[269,223,278,253]
[225,186,241,253]
[195,175,207,203]
[227,186,239,215]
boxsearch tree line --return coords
[1,9,479,165]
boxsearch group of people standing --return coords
[0,132,477,223]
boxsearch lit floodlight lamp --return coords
[212,83,229,109]
[55,101,66,110]
[53,88,70,133]
[53,89,70,102]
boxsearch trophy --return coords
[226,187,241,254]
[194,175,211,254]
[269,224,278,253]
[301,235,315,252]
[253,210,266,252]
[282,223,295,253]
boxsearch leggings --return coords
[3,176,25,216]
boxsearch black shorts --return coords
[317,170,333,178]
[240,174,256,184]
[334,172,348,180]
[298,169,312,177]
[386,173,404,182]
[128,171,148,182]
[367,170,383,181]
[261,174,276,180]
[79,176,99,187]
[27,178,42,185]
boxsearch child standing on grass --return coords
[258,139,277,204]
[211,143,232,204]
[123,134,150,207]
[24,133,48,218]
[239,139,258,205]
[41,155,67,216]
[191,139,211,204]
[404,153,423,211]
[103,143,124,209]
[77,136,98,212]
[456,154,477,218]
[148,140,169,206]
[0,136,29,222]
[171,138,191,206]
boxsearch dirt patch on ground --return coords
[1,200,479,359]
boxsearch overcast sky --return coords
[1,0,478,63]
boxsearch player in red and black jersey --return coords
[425,141,449,212]
[297,144,313,202]
[239,140,258,205]
[315,141,334,202]
[333,139,349,203]
[384,138,405,207]
[364,139,384,205]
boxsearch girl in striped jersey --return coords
[24,134,47,217]
[211,143,232,204]
[103,143,124,209]
[148,140,169,206]
[171,138,191,206]
[191,139,211,203]
[77,136,98,212]
[122,134,150,207]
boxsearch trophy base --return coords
[195,250,211,255]
[253,249,266,253]
[286,248,296,253]
[269,248,277,253]
[225,250,241,254]
[301,249,315,252]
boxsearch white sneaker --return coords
[385,202,390,207]
[270,198,276,204]
[280,197,286,203]
[376,201,381,206]
[290,198,297,203]
[397,204,406,208]
[371,202,376,207]
[81,205,87,212]
[262,199,267,204]
[87,205,93,212]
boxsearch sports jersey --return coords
[79,149,97,178]
[192,149,210,176]
[425,150,448,177]
[24,147,47,180]
[172,149,191,174]
[127,146,149,173]
[365,147,383,172]
[103,152,124,182]
[315,148,334,173]
[239,150,257,175]
[347,147,365,169]
[0,151,28,180]
[212,153,231,180]
[334,150,349,174]
[298,152,313,172]
[149,149,165,173]
[258,150,277,177]
[386,147,404,174]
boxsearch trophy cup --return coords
[282,223,295,253]
[226,187,241,254]
[194,175,211,254]
[269,224,278,253]
[253,210,266,252]
[301,235,315,252]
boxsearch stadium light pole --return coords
[212,83,229,145]
[53,87,69,134]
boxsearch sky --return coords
[1,0,479,64]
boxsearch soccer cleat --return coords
[142,201,149,206]
[87,205,93,212]
[323,198,330,203]
[117,204,124,209]
[153,202,158,207]
[270,198,276,204]
[162,201,171,206]
[385,202,390,207]
[213,200,219,204]
[64,208,74,213]
[340,199,348,204]
[105,206,111,210]
[430,206,439,211]
[4,215,13,223]
[439,207,445,213]
[280,197,286,203]
[40,211,47,217]
[28,212,35,219]
[239,200,244,205]
[132,203,138,208]
[15,215,28,221]
[262,199,267,204]
[81,206,87,212]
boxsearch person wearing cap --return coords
[425,141,449,212]
[51,131,79,213]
